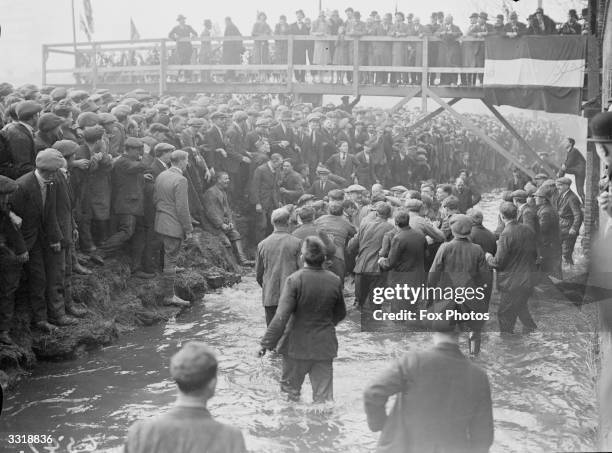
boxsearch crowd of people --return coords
[0,78,596,452]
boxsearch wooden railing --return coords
[42,35,487,100]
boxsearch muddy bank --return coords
[0,230,243,389]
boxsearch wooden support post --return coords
[287,36,294,91]
[482,100,556,176]
[406,98,460,131]
[41,45,48,87]
[425,88,536,178]
[390,87,422,112]
[91,44,98,90]
[421,37,428,113]
[353,38,359,97]
[159,39,167,96]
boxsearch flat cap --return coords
[589,111,612,142]
[534,173,548,179]
[111,105,131,118]
[328,189,345,200]
[255,118,271,127]
[556,176,572,186]
[77,112,100,128]
[170,341,218,390]
[450,214,472,238]
[404,198,423,211]
[232,110,248,122]
[52,139,79,158]
[210,111,229,120]
[149,123,170,133]
[316,165,331,175]
[306,113,322,122]
[50,87,68,101]
[82,125,105,142]
[511,189,528,199]
[0,175,18,194]
[0,83,14,97]
[79,99,99,113]
[16,100,42,120]
[154,143,176,154]
[390,185,408,192]
[470,12,479,19]
[345,184,366,193]
[35,148,65,171]
[37,113,63,132]
[187,117,205,127]
[534,186,553,198]
[297,193,315,205]
[98,113,117,125]
[68,90,89,102]
[125,137,144,149]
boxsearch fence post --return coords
[352,37,359,97]
[287,36,294,91]
[421,36,428,113]
[160,39,167,96]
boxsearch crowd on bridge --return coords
[0,80,597,452]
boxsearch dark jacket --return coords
[10,171,62,250]
[255,229,302,307]
[3,122,36,178]
[536,202,562,275]
[557,189,583,234]
[348,216,395,273]
[387,227,427,274]
[563,147,585,176]
[204,125,226,172]
[314,214,356,261]
[363,342,494,453]
[278,169,304,204]
[112,155,149,216]
[125,406,246,453]
[353,151,377,189]
[325,153,358,184]
[291,222,337,259]
[469,224,497,255]
[55,170,76,247]
[0,209,27,257]
[518,203,539,235]
[201,184,232,232]
[261,267,346,360]
[250,162,279,210]
[73,144,113,220]
[453,187,481,214]
[307,178,339,199]
[269,124,298,159]
[224,122,248,174]
[486,220,537,292]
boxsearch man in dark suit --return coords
[225,111,252,207]
[99,138,152,271]
[3,100,42,178]
[453,177,481,214]
[486,202,538,334]
[555,177,583,266]
[259,236,346,402]
[250,154,282,244]
[325,141,358,185]
[534,185,562,279]
[289,10,310,82]
[204,112,229,175]
[11,149,74,332]
[301,114,325,178]
[353,139,378,190]
[278,159,305,205]
[269,110,299,162]
[512,189,539,235]
[559,137,586,202]
[363,321,494,453]
[308,166,339,199]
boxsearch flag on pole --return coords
[80,14,92,41]
[83,0,94,33]
[130,18,141,41]
[483,36,586,114]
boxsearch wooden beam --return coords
[425,88,536,178]
[406,98,460,131]
[482,100,556,177]
[421,36,428,113]
[390,87,422,112]
[159,40,167,96]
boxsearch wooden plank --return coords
[287,35,294,91]
[406,98,460,130]
[159,40,167,96]
[353,39,359,97]
[92,44,98,90]
[425,88,536,178]
[421,36,428,113]
[41,45,48,86]
[390,87,422,112]
[482,100,556,176]
[167,64,287,71]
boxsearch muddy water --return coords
[1,191,599,452]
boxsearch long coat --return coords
[557,189,583,234]
[363,342,494,453]
[250,163,279,210]
[260,267,346,360]
[225,122,248,174]
[3,122,36,178]
[222,23,243,64]
[201,184,233,233]
[536,203,562,277]
[255,229,301,307]
[289,21,310,64]
[487,220,537,292]
[73,144,113,220]
[349,216,395,274]
[111,155,149,216]
[154,167,192,239]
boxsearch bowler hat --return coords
[589,112,612,142]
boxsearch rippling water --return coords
[1,192,599,452]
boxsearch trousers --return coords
[0,255,22,331]
[281,356,333,403]
[498,287,537,333]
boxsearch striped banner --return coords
[484,36,587,114]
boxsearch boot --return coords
[73,261,92,275]
[66,302,88,318]
[233,240,254,266]
[468,331,481,356]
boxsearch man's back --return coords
[491,221,537,291]
[125,406,245,453]
[364,343,493,453]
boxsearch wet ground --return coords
[1,191,599,453]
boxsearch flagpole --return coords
[71,0,77,65]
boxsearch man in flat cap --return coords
[99,138,153,276]
[99,112,124,158]
[125,341,246,452]
[486,202,538,334]
[72,125,113,262]
[559,137,586,203]
[10,149,73,332]
[204,112,230,177]
[0,175,28,345]
[269,110,299,162]
[34,113,64,153]
[225,111,252,207]
[3,100,42,178]
[308,165,340,199]
[555,176,582,266]
[251,153,283,244]
[512,189,538,234]
[533,185,562,280]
